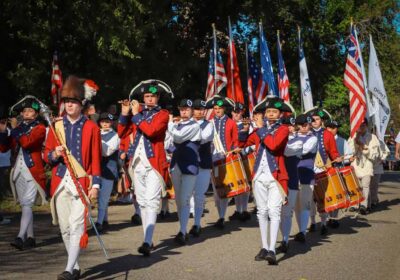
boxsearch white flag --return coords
[298,28,313,112]
[368,35,390,141]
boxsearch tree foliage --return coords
[0,0,399,134]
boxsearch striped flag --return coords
[246,45,259,117]
[344,24,367,137]
[277,31,290,102]
[51,51,63,105]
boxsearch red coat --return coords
[213,115,238,152]
[239,124,289,194]
[323,130,340,160]
[0,122,47,191]
[44,118,102,197]
[117,108,169,181]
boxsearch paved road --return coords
[1,172,399,280]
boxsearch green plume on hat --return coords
[32,102,39,111]
[274,101,282,108]
[149,86,157,94]
[318,110,324,117]
[216,100,224,107]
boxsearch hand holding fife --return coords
[131,100,140,115]
[119,99,131,116]
[255,115,264,128]
[241,118,251,132]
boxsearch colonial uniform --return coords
[0,97,47,250]
[118,80,170,256]
[96,113,120,231]
[44,76,101,280]
[370,139,389,208]
[169,99,201,244]
[206,96,238,228]
[239,97,290,265]
[189,99,214,236]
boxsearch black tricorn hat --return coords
[129,79,174,100]
[205,95,235,109]
[193,99,207,109]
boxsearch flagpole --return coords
[212,23,218,96]
[298,25,304,113]
[277,30,280,99]
[245,42,251,118]
[228,17,235,101]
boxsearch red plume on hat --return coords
[61,75,99,104]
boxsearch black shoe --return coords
[94,222,103,233]
[24,237,36,249]
[327,219,340,229]
[138,242,152,257]
[228,198,235,206]
[131,214,142,225]
[309,223,316,232]
[57,271,75,280]
[158,211,170,220]
[252,207,258,214]
[359,206,369,215]
[229,211,241,221]
[320,225,328,235]
[11,237,24,250]
[189,225,201,237]
[174,232,188,245]
[214,218,225,229]
[277,241,288,253]
[294,232,306,243]
[371,203,378,210]
[203,208,210,214]
[72,269,81,279]
[254,248,268,261]
[240,211,251,222]
[266,251,278,265]
[189,213,194,219]
[102,221,109,229]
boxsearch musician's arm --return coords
[43,129,62,165]
[325,130,340,160]
[117,115,133,139]
[230,121,239,150]
[17,125,46,150]
[132,111,169,138]
[239,130,258,148]
[168,122,200,144]
[262,126,289,152]
[302,136,318,155]
[102,133,120,157]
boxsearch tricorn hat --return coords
[205,95,235,109]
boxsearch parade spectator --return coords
[386,136,396,170]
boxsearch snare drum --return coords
[242,152,256,181]
[339,166,365,207]
[314,167,349,213]
[212,154,250,199]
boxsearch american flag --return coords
[205,48,227,99]
[51,52,63,105]
[344,24,367,138]
[277,33,290,102]
[257,24,278,102]
[246,47,259,117]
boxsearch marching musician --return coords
[307,107,340,235]
[189,99,214,237]
[168,99,201,244]
[280,114,318,252]
[206,95,238,229]
[44,76,101,280]
[96,113,120,232]
[118,80,170,257]
[0,97,47,250]
[325,120,352,227]
[348,118,380,215]
[230,102,251,222]
[240,97,290,265]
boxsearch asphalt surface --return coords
[1,172,399,280]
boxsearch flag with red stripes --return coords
[277,33,290,102]
[246,48,259,117]
[344,25,367,137]
[51,52,63,105]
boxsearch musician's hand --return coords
[9,117,18,129]
[173,116,181,123]
[349,156,355,162]
[241,118,250,132]
[53,146,64,159]
[88,188,99,200]
[120,99,130,116]
[169,114,174,123]
[120,152,126,160]
[255,116,264,128]
[333,156,343,163]
[131,100,140,115]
